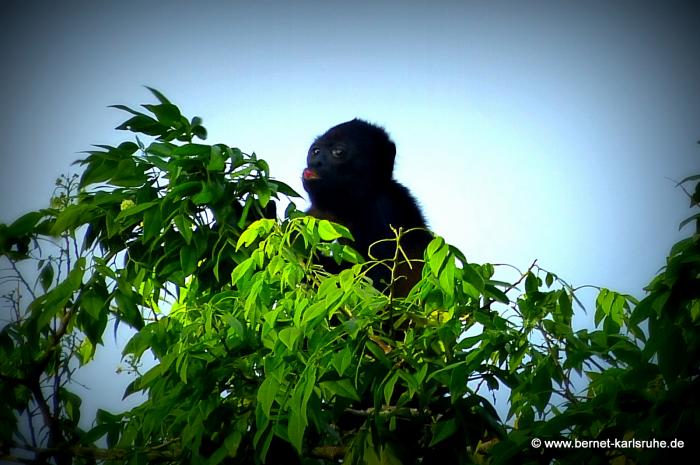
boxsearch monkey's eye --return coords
[311,147,320,156]
[331,148,344,159]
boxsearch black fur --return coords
[302,119,431,294]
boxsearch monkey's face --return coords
[302,120,396,206]
[302,136,360,193]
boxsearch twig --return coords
[503,259,538,295]
[9,260,36,301]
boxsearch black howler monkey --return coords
[302,119,431,295]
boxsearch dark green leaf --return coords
[7,211,43,237]
[179,244,197,276]
[109,104,143,116]
[143,103,182,126]
[116,114,163,136]
[320,379,360,401]
[679,212,700,231]
[173,215,193,244]
[144,86,172,104]
[383,372,399,406]
[429,419,457,446]
[278,327,301,350]
[171,143,210,157]
[208,145,226,172]
[38,263,54,292]
[257,376,280,418]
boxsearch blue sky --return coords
[1,0,699,420]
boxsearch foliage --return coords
[1,89,698,464]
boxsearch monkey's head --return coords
[302,119,396,210]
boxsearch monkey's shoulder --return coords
[375,181,427,228]
[306,205,338,222]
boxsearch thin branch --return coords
[32,308,75,378]
[481,259,538,311]
[536,325,578,403]
[344,406,423,417]
[503,259,538,295]
[8,260,36,300]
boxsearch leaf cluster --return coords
[1,90,698,465]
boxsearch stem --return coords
[9,261,35,301]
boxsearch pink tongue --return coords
[303,168,318,180]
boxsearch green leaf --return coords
[236,227,259,250]
[318,220,343,241]
[609,292,625,325]
[531,365,553,413]
[331,347,353,376]
[383,372,399,406]
[176,356,191,386]
[116,114,163,136]
[143,103,182,127]
[146,141,175,158]
[79,158,116,187]
[115,201,158,221]
[278,327,301,350]
[171,143,210,157]
[7,211,43,236]
[80,286,105,320]
[557,291,573,324]
[320,379,360,401]
[179,244,197,276]
[173,215,193,244]
[207,145,226,172]
[429,418,457,446]
[231,257,256,287]
[115,289,144,329]
[192,183,215,205]
[77,338,96,364]
[271,180,301,198]
[144,86,172,104]
[438,258,456,297]
[255,179,272,208]
[60,388,82,423]
[30,257,86,323]
[257,376,280,418]
[655,319,686,382]
[51,204,96,235]
[678,212,700,231]
[524,272,539,295]
[301,301,330,326]
[38,263,54,292]
[545,272,555,287]
[236,219,275,249]
[426,237,449,275]
[109,104,143,116]
[462,264,485,293]
[192,121,208,140]
[287,366,316,453]
[678,173,700,184]
[110,159,147,187]
[484,284,509,304]
[81,423,111,445]
[142,205,162,241]
[122,328,153,361]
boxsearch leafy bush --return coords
[1,89,698,464]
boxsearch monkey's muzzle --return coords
[302,168,320,180]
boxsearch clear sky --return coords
[1,0,699,422]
